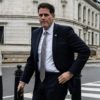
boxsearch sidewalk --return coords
[2,67,34,100]
[1,59,100,68]
[87,59,100,63]
[1,63,25,68]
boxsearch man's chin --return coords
[42,25,48,30]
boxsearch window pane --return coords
[0,26,4,44]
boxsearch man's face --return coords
[38,8,55,30]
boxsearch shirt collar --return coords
[43,22,54,35]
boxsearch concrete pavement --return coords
[1,58,100,68]
[1,62,100,100]
[87,59,100,63]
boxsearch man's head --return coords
[38,3,55,30]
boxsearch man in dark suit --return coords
[18,2,90,100]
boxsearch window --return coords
[83,33,87,42]
[61,0,67,17]
[83,6,86,24]
[95,14,97,27]
[33,0,38,3]
[0,0,2,2]
[91,32,94,45]
[0,26,4,44]
[61,0,67,3]
[78,4,81,21]
[88,32,91,45]
[62,4,66,17]
[99,15,100,29]
[93,0,100,3]
[78,29,81,37]
[95,34,98,45]
[92,11,94,26]
[88,9,90,25]
[97,0,100,3]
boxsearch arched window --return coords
[88,9,90,25]
[78,3,81,21]
[88,32,91,45]
[92,11,94,26]
[62,5,66,17]
[0,26,4,44]
[92,32,94,45]
[95,34,98,45]
[95,14,97,27]
[83,6,86,24]
[61,0,67,17]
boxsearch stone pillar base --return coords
[96,48,100,59]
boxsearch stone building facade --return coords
[0,0,100,63]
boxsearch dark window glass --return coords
[0,26,4,44]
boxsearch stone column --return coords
[97,48,100,58]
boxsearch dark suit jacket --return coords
[21,23,90,91]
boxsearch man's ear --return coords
[52,13,55,17]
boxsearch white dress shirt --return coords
[38,23,59,72]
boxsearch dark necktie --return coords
[40,32,48,82]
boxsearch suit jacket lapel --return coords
[52,24,59,57]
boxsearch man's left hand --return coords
[58,71,73,84]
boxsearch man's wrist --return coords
[67,71,74,77]
[19,81,26,86]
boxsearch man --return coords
[18,3,90,100]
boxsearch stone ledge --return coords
[1,51,30,63]
[87,59,100,63]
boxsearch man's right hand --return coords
[17,81,26,94]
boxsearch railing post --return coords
[14,65,24,100]
[0,51,3,100]
[0,68,3,100]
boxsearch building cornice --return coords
[84,0,100,11]
[0,15,38,19]
[56,18,100,32]
[0,22,8,25]
[0,15,100,32]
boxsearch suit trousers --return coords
[33,72,68,100]
[0,76,3,100]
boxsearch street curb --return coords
[87,60,100,64]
